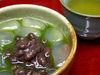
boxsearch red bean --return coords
[28,33,36,40]
[25,70,34,75]
[14,68,25,75]
[25,62,35,69]
[15,36,20,41]
[43,48,51,58]
[10,57,17,64]
[31,58,36,64]
[16,37,28,49]
[14,50,24,57]
[42,39,47,44]
[10,57,24,64]
[40,70,46,75]
[27,41,35,47]
[37,53,47,66]
[12,65,18,71]
[26,41,32,47]
[19,56,25,61]
[25,49,37,60]
[34,45,41,53]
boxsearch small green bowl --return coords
[0,4,77,75]
[60,0,100,39]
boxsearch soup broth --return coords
[0,17,70,75]
[67,0,100,15]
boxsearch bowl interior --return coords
[60,0,100,17]
[0,4,77,75]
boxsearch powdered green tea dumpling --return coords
[15,27,41,37]
[0,32,14,46]
[0,20,19,31]
[52,42,70,67]
[22,18,45,30]
[45,28,63,43]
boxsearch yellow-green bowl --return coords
[0,4,77,75]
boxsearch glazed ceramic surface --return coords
[60,0,100,39]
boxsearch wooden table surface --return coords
[0,0,100,75]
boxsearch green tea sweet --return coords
[67,0,100,15]
[0,17,70,75]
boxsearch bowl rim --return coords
[0,4,77,75]
[60,0,100,18]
